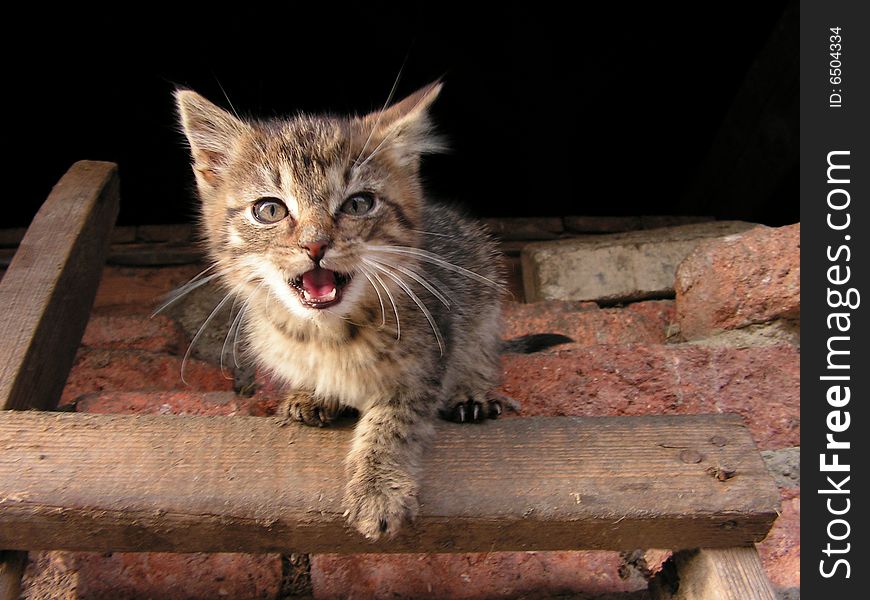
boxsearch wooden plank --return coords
[0,161,119,594]
[0,550,26,600]
[0,161,119,411]
[0,412,780,554]
[135,224,194,243]
[649,547,777,600]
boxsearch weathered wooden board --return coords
[649,547,777,600]
[0,412,780,554]
[0,161,119,411]
[0,161,120,598]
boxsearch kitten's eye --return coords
[340,193,375,216]
[251,197,289,224]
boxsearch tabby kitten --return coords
[176,83,510,540]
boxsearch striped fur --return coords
[176,83,506,539]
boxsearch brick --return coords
[639,215,713,229]
[564,216,642,233]
[481,217,564,240]
[502,300,675,346]
[675,223,800,340]
[81,311,186,354]
[60,348,233,406]
[110,226,137,244]
[521,221,756,303]
[94,265,206,310]
[761,447,800,489]
[497,343,799,449]
[21,552,282,600]
[158,280,242,366]
[107,243,204,266]
[311,550,647,599]
[22,552,282,600]
[757,488,800,589]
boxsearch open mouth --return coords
[289,267,353,309]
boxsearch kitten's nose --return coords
[301,239,329,262]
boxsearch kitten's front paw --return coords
[344,470,418,540]
[277,392,341,427]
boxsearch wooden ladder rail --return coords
[0,161,120,599]
[0,162,780,599]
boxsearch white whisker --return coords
[181,286,238,386]
[411,229,453,238]
[358,265,387,327]
[355,87,437,171]
[234,280,264,368]
[364,256,451,309]
[221,298,245,379]
[366,267,400,341]
[368,261,444,355]
[354,61,406,166]
[369,245,502,289]
[152,263,234,317]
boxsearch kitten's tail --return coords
[501,333,574,354]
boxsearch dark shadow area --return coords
[6,2,797,228]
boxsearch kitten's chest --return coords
[246,314,407,408]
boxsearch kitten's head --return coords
[176,83,442,321]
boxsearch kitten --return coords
[175,83,563,540]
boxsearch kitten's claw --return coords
[444,397,504,424]
[489,401,502,418]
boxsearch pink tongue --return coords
[301,268,336,298]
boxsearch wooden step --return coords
[0,411,779,554]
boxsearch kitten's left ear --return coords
[362,81,445,165]
[175,89,253,189]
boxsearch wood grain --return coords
[650,547,777,600]
[0,161,119,411]
[0,412,780,554]
[0,161,119,598]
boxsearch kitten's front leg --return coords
[344,398,435,540]
[278,391,343,427]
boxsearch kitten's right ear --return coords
[175,90,251,188]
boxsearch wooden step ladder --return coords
[0,162,781,600]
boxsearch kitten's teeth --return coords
[301,287,337,303]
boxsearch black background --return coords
[7,2,796,228]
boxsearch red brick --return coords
[81,310,186,354]
[758,488,800,589]
[675,224,800,339]
[311,550,646,600]
[76,391,255,416]
[503,300,675,346]
[61,348,233,406]
[94,264,206,310]
[72,552,281,600]
[497,344,799,449]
